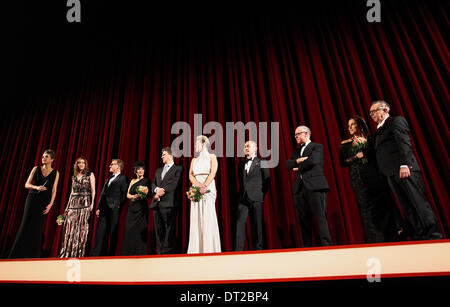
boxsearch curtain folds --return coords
[1,0,448,257]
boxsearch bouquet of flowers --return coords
[56,214,65,226]
[350,136,368,164]
[132,185,148,202]
[186,185,210,202]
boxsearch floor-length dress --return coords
[187,153,221,253]
[121,177,149,255]
[9,167,57,258]
[59,173,92,258]
[340,138,402,243]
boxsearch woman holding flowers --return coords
[187,135,221,254]
[121,161,149,255]
[340,116,403,243]
[59,156,94,258]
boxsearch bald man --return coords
[235,141,270,251]
[285,126,332,247]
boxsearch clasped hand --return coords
[196,183,208,195]
[296,156,308,164]
[154,187,165,201]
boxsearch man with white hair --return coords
[285,126,332,247]
[370,100,442,240]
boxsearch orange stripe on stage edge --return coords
[1,240,449,285]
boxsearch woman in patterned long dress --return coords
[187,135,221,254]
[59,157,96,258]
[8,149,60,259]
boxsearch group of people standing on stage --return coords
[7,100,443,259]
[284,100,442,247]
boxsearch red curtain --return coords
[1,0,448,257]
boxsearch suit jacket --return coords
[150,164,183,209]
[238,157,270,203]
[285,142,330,193]
[374,116,420,177]
[97,173,128,210]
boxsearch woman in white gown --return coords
[187,135,221,253]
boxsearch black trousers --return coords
[153,206,177,254]
[293,187,332,247]
[386,171,442,240]
[91,207,120,256]
[235,196,264,251]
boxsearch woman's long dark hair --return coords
[350,115,370,139]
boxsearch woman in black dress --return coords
[9,149,60,258]
[121,161,149,255]
[339,116,402,243]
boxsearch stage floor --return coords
[1,240,449,285]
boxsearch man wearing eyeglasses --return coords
[285,126,332,247]
[370,100,442,240]
[91,159,129,256]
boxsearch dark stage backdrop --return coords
[1,0,448,257]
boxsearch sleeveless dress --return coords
[9,166,57,258]
[121,177,149,255]
[59,173,92,258]
[187,152,221,253]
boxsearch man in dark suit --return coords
[150,147,183,254]
[235,141,270,251]
[91,159,128,256]
[285,126,332,247]
[370,100,442,240]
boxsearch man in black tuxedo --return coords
[370,100,442,240]
[285,126,332,247]
[91,159,128,256]
[235,141,270,251]
[150,147,183,254]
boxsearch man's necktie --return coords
[161,164,169,180]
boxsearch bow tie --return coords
[245,157,253,163]
[300,143,306,148]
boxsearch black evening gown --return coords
[121,178,149,255]
[340,138,402,243]
[9,167,57,258]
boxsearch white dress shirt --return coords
[377,114,389,129]
[155,162,174,193]
[245,154,256,173]
[300,140,311,157]
[108,172,120,187]
[377,115,408,169]
[161,161,174,180]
